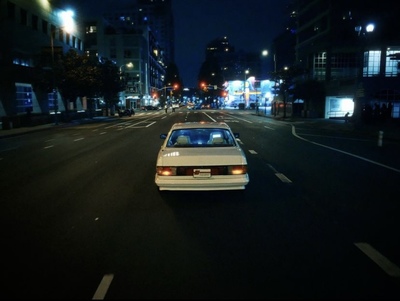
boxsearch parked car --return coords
[118,108,134,117]
[141,105,159,111]
[155,122,249,191]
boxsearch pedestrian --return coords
[345,112,349,123]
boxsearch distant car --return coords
[142,105,159,111]
[229,101,239,108]
[155,122,249,191]
[118,108,134,117]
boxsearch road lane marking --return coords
[226,113,253,123]
[275,172,292,183]
[44,145,54,149]
[249,150,257,154]
[292,125,400,174]
[267,164,293,183]
[92,273,114,300]
[74,138,84,142]
[264,125,275,130]
[354,242,400,277]
[203,112,217,122]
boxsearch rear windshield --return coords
[167,128,236,147]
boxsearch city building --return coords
[85,0,174,109]
[274,0,400,119]
[0,0,84,118]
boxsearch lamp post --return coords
[50,31,59,125]
[243,69,249,108]
[119,62,133,109]
[50,9,76,125]
[354,23,375,122]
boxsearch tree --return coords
[56,50,124,117]
[58,49,101,115]
[97,58,124,116]
[269,67,300,118]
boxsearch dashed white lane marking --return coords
[264,125,275,130]
[92,273,114,300]
[249,150,257,154]
[354,242,400,277]
[100,132,107,135]
[44,145,54,149]
[74,138,84,142]
[267,163,293,183]
[275,172,292,183]
[291,125,400,174]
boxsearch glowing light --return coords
[59,10,75,33]
[366,24,375,32]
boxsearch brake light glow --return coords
[228,165,247,175]
[156,167,177,176]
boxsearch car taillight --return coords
[156,167,177,176]
[228,165,247,175]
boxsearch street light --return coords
[243,70,249,107]
[50,9,76,125]
[353,23,375,121]
[119,62,133,109]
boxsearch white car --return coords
[155,122,249,191]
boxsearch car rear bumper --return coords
[155,174,249,191]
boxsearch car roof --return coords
[170,122,231,130]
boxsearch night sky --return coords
[63,0,291,87]
[172,0,290,87]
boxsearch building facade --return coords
[288,0,400,119]
[0,0,84,118]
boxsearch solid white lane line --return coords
[354,242,400,277]
[203,112,217,122]
[292,125,400,174]
[92,274,114,300]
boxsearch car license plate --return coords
[193,169,211,178]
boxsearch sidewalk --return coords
[254,110,400,142]
[0,116,116,139]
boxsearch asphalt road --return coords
[1,108,399,299]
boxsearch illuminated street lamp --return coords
[50,9,76,125]
[243,70,249,106]
[353,23,375,121]
[119,62,133,109]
